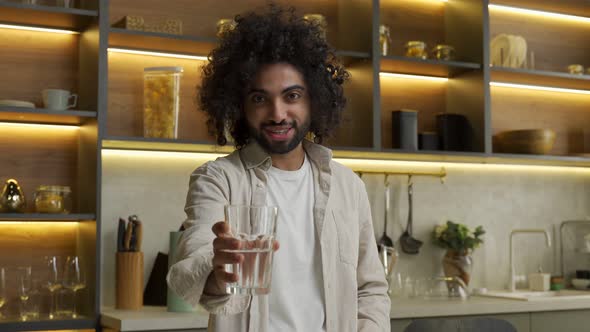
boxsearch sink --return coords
[477,289,590,301]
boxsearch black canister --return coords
[419,132,439,151]
[436,113,472,151]
[392,110,418,151]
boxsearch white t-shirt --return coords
[266,154,326,331]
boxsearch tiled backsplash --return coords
[101,154,590,306]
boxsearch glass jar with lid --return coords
[405,41,427,59]
[34,185,72,214]
[143,66,184,139]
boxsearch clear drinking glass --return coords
[63,256,86,318]
[20,279,41,321]
[223,205,278,295]
[44,256,62,319]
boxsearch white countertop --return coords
[390,295,590,319]
[101,296,590,331]
[101,306,209,331]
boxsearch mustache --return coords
[261,120,297,128]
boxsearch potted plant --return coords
[433,221,485,286]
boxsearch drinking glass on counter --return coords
[223,205,278,295]
[63,256,86,318]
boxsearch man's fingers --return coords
[214,266,239,283]
[273,240,280,251]
[211,221,230,237]
[213,237,241,251]
[212,251,243,265]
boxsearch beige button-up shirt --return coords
[167,140,390,331]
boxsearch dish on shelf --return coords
[571,278,590,290]
[0,99,35,108]
[490,33,527,68]
[431,44,455,61]
[567,64,584,75]
[405,41,427,59]
[494,129,556,155]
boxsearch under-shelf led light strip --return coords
[108,48,208,61]
[0,23,78,34]
[379,72,448,82]
[0,122,79,130]
[490,82,590,95]
[489,4,590,24]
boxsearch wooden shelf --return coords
[108,27,217,57]
[0,213,96,221]
[100,138,590,168]
[380,55,481,78]
[101,137,230,154]
[0,106,96,125]
[0,1,98,31]
[0,317,95,331]
[491,67,590,91]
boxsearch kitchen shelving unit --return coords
[1,0,590,331]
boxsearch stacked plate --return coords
[0,100,35,108]
[490,33,527,68]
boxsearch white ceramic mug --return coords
[42,89,77,110]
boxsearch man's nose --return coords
[269,99,287,122]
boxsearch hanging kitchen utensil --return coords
[378,176,398,275]
[400,176,423,254]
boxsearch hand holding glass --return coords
[211,205,278,295]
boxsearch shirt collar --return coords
[239,139,333,171]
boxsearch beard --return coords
[249,118,311,155]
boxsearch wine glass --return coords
[63,256,86,318]
[17,266,32,320]
[0,267,6,319]
[44,256,62,319]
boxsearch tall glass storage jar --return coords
[143,66,183,139]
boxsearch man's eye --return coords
[287,92,301,100]
[251,95,266,104]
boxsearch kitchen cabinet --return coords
[391,313,529,332]
[530,309,590,332]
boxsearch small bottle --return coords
[379,24,392,56]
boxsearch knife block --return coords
[116,252,144,310]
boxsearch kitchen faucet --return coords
[509,229,551,292]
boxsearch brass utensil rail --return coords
[357,167,447,183]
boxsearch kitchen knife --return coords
[117,218,126,252]
[130,216,143,252]
[123,220,134,251]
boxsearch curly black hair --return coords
[198,5,350,148]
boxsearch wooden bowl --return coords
[494,129,556,154]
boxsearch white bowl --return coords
[572,278,590,290]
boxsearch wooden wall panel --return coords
[380,77,446,149]
[491,87,590,155]
[106,53,213,141]
[0,126,78,212]
[328,60,373,148]
[0,29,79,108]
[380,0,445,58]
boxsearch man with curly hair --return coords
[167,5,390,332]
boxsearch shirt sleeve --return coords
[355,177,392,331]
[166,162,250,315]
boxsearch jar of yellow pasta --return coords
[143,66,183,139]
[34,185,72,214]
